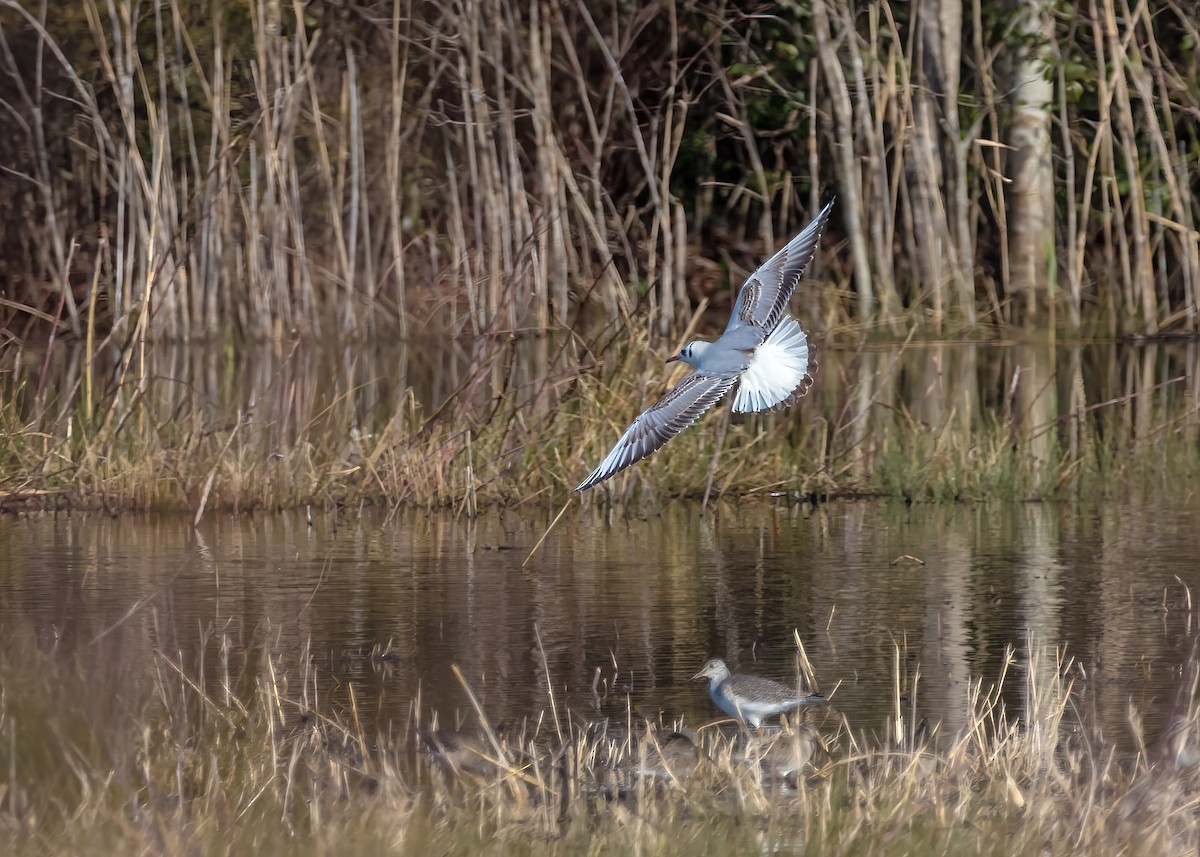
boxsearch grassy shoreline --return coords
[2,334,1197,514]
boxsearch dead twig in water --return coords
[523,497,572,568]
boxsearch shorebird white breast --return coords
[692,657,826,728]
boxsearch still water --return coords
[3,497,1198,750]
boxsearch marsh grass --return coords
[2,334,1198,513]
[4,621,1200,856]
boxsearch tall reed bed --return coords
[0,0,1197,346]
[3,620,1200,855]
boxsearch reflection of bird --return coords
[633,729,703,783]
[693,658,825,728]
[576,200,834,491]
[600,727,704,796]
[741,725,822,785]
[418,726,507,778]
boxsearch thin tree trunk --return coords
[1007,1,1056,326]
[843,0,898,327]
[907,0,970,330]
[935,0,976,324]
[813,0,873,322]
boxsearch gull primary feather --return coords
[577,198,834,492]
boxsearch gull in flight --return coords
[577,199,834,492]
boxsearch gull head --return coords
[692,658,731,684]
[667,340,711,368]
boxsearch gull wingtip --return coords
[818,196,836,222]
[575,471,601,492]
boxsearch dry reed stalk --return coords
[1126,0,1197,329]
[385,0,411,337]
[1090,0,1132,330]
[844,0,898,328]
[905,2,955,329]
[1054,34,1082,331]
[968,0,1009,323]
[1103,0,1156,333]
[813,0,873,322]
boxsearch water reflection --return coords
[2,497,1197,753]
[4,339,1197,472]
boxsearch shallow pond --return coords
[3,496,1198,752]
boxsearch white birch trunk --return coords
[1007,2,1056,324]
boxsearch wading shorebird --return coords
[692,658,825,728]
[576,199,834,492]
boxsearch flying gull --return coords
[577,198,834,492]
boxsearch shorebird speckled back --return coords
[692,657,826,728]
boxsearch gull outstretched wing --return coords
[576,371,738,491]
[725,198,835,340]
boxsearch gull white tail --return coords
[731,316,812,413]
[574,197,833,490]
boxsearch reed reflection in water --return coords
[2,494,1198,755]
[6,337,1196,504]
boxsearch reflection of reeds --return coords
[0,338,1196,511]
[5,624,1200,854]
